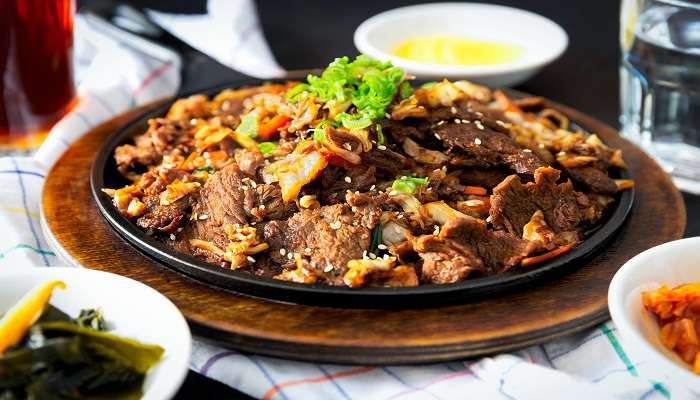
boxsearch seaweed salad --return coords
[0,281,164,399]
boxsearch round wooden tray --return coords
[42,101,685,365]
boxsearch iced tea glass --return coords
[0,0,76,152]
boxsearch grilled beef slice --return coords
[489,167,592,239]
[565,166,618,194]
[414,215,536,283]
[114,118,192,174]
[263,202,382,285]
[436,121,543,175]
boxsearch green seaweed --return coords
[0,305,163,399]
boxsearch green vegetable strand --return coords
[375,124,385,146]
[192,166,215,174]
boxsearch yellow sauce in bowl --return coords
[392,35,522,66]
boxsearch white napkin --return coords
[4,1,692,399]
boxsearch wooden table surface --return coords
[82,0,700,398]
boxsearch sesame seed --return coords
[437,120,446,126]
[247,256,256,263]
[486,216,493,223]
[475,121,485,130]
[461,119,470,124]
[251,221,257,226]
[324,265,334,272]
[344,176,352,183]
[450,106,457,114]
[330,221,342,230]
[539,144,546,149]
[368,252,377,259]
[304,247,313,255]
[475,111,484,117]
[343,142,352,150]
[474,138,482,145]
[465,199,484,207]
[454,119,461,124]
[385,113,391,119]
[377,145,387,150]
[169,234,176,240]
[351,206,358,212]
[250,181,257,188]
[177,227,184,232]
[280,248,287,256]
[378,244,388,250]
[434,133,441,140]
[370,185,376,191]
[259,204,266,210]
[383,254,391,260]
[496,120,507,127]
[287,252,294,260]
[523,149,532,153]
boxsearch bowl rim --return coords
[353,2,569,77]
[608,237,700,386]
[0,266,192,400]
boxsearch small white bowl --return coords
[609,237,700,393]
[0,267,191,400]
[354,3,568,87]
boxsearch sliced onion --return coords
[402,138,449,165]
[423,201,467,226]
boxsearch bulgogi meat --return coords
[103,55,633,288]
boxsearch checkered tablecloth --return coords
[4,1,694,399]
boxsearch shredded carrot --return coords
[463,186,487,196]
[258,115,291,140]
[521,244,574,267]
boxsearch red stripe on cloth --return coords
[131,61,173,99]
[385,368,474,400]
[262,366,376,400]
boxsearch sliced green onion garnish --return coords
[399,81,413,99]
[391,176,428,194]
[236,114,258,137]
[286,55,405,130]
[258,142,277,154]
[420,81,438,89]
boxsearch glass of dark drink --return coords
[0,0,76,152]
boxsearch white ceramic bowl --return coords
[354,3,568,87]
[0,267,191,400]
[609,237,700,393]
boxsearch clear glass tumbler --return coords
[620,0,700,191]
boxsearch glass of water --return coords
[620,0,700,191]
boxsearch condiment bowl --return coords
[354,3,568,87]
[0,267,191,400]
[609,237,700,394]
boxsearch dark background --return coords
[81,0,699,398]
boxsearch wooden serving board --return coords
[42,101,685,365]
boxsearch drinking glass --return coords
[620,0,700,190]
[0,0,76,152]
